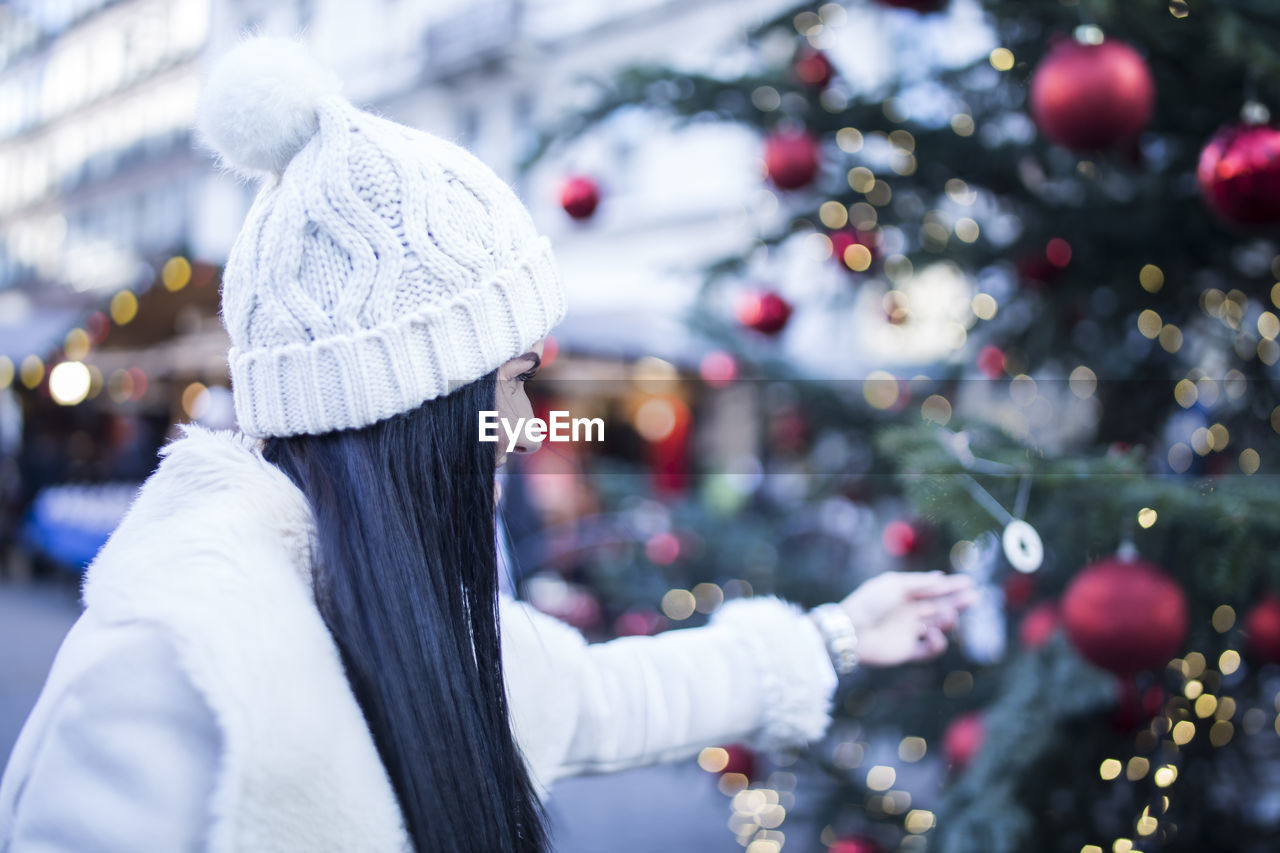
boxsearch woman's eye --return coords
[518,370,538,383]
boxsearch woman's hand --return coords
[837,571,978,667]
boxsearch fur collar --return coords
[84,426,411,853]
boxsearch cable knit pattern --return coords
[200,39,565,437]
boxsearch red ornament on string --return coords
[736,291,793,335]
[1197,123,1280,226]
[1019,601,1058,650]
[943,712,985,770]
[560,176,600,219]
[1030,38,1154,151]
[1244,594,1280,663]
[764,130,820,190]
[1061,553,1188,676]
[793,47,834,89]
[830,229,879,272]
[829,837,884,853]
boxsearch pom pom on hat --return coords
[206,35,566,438]
[196,36,342,177]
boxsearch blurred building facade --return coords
[0,0,792,376]
[0,0,208,356]
[0,0,792,575]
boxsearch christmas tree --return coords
[524,1,1280,851]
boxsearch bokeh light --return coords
[48,361,91,405]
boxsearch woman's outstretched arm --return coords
[500,571,975,791]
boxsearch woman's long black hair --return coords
[263,371,549,852]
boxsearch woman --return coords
[0,38,974,852]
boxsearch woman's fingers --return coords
[906,573,975,600]
[930,587,981,612]
[905,601,962,632]
[916,624,948,659]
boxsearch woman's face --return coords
[494,338,545,469]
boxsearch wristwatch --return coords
[809,603,859,675]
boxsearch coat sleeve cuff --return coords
[709,596,838,750]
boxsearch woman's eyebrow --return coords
[519,353,542,371]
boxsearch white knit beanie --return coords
[196,37,565,438]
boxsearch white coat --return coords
[0,426,838,851]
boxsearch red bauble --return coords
[560,176,600,219]
[875,0,947,11]
[1061,554,1188,676]
[829,837,884,853]
[719,744,757,780]
[1197,123,1280,226]
[976,345,1005,379]
[736,291,793,335]
[764,130,820,190]
[830,229,879,272]
[1019,601,1059,650]
[1030,38,1154,151]
[1244,594,1280,663]
[793,48,834,89]
[943,712,985,769]
[882,520,921,557]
